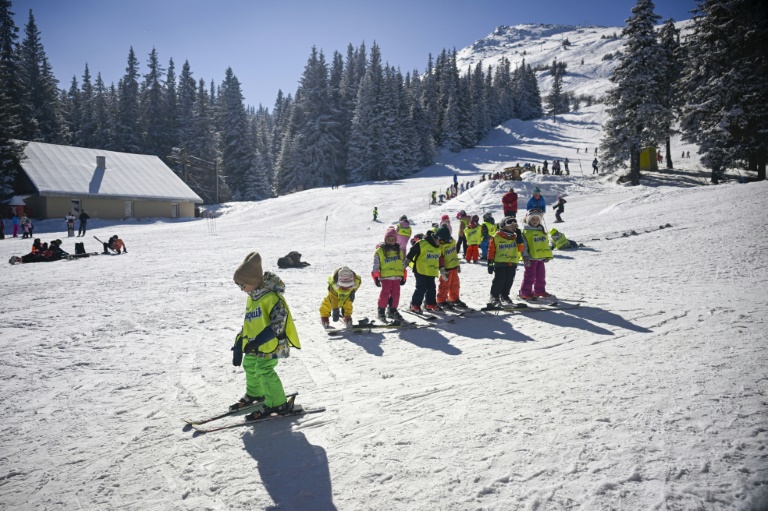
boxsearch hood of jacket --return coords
[248,271,285,300]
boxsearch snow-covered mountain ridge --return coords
[457,21,691,100]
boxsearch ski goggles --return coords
[502,217,518,227]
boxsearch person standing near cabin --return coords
[65,212,76,237]
[11,213,19,237]
[78,210,90,236]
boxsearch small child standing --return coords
[479,212,496,260]
[230,251,301,420]
[395,215,412,254]
[320,267,361,328]
[372,207,378,221]
[434,224,466,308]
[463,215,482,263]
[405,230,442,313]
[372,227,407,322]
[487,217,524,307]
[519,210,556,302]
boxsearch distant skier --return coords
[553,195,566,223]
[502,187,518,218]
[78,210,90,236]
[395,215,412,254]
[592,158,599,174]
[65,212,76,237]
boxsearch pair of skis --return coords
[182,392,325,433]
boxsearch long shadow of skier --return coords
[242,426,336,511]
[397,327,462,355]
[441,315,534,343]
[514,306,651,335]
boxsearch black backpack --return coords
[75,242,86,255]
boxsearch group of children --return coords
[226,202,565,422]
[314,207,559,326]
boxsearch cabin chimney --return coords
[97,155,106,169]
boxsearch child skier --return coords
[480,212,496,260]
[372,207,378,221]
[404,230,442,313]
[372,227,407,322]
[229,251,301,420]
[434,224,466,309]
[455,210,470,257]
[320,266,362,328]
[518,210,556,302]
[463,215,482,263]
[487,217,525,307]
[395,215,412,254]
[553,195,566,223]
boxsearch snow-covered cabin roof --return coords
[18,141,202,203]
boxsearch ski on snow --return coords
[325,317,426,335]
[183,392,299,426]
[188,404,326,433]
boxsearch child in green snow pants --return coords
[242,356,286,409]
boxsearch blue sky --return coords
[12,0,695,107]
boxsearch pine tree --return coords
[140,48,167,157]
[115,47,141,153]
[17,9,63,142]
[176,60,196,153]
[163,58,178,159]
[600,0,672,185]
[0,0,23,196]
[679,0,768,181]
[77,63,95,146]
[347,42,384,182]
[90,72,111,148]
[217,67,250,199]
[658,19,681,170]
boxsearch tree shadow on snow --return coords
[242,426,336,511]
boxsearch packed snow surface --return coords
[1,17,766,509]
[1,104,766,510]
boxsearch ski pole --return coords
[323,215,328,247]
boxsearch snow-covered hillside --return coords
[1,95,767,510]
[457,21,692,103]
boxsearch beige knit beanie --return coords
[234,251,264,288]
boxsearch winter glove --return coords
[487,261,494,274]
[400,277,406,286]
[332,308,340,322]
[457,265,461,273]
[523,256,531,267]
[232,332,244,367]
[343,316,353,329]
[374,277,381,287]
[439,268,448,281]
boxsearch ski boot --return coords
[229,394,265,412]
[377,307,387,322]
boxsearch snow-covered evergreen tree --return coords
[139,48,167,157]
[90,72,111,149]
[163,58,178,160]
[679,0,768,181]
[217,67,251,199]
[0,0,23,196]
[17,9,63,142]
[545,59,569,119]
[600,0,672,185]
[77,64,95,147]
[176,60,196,153]
[658,19,681,170]
[115,47,142,153]
[347,43,384,182]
